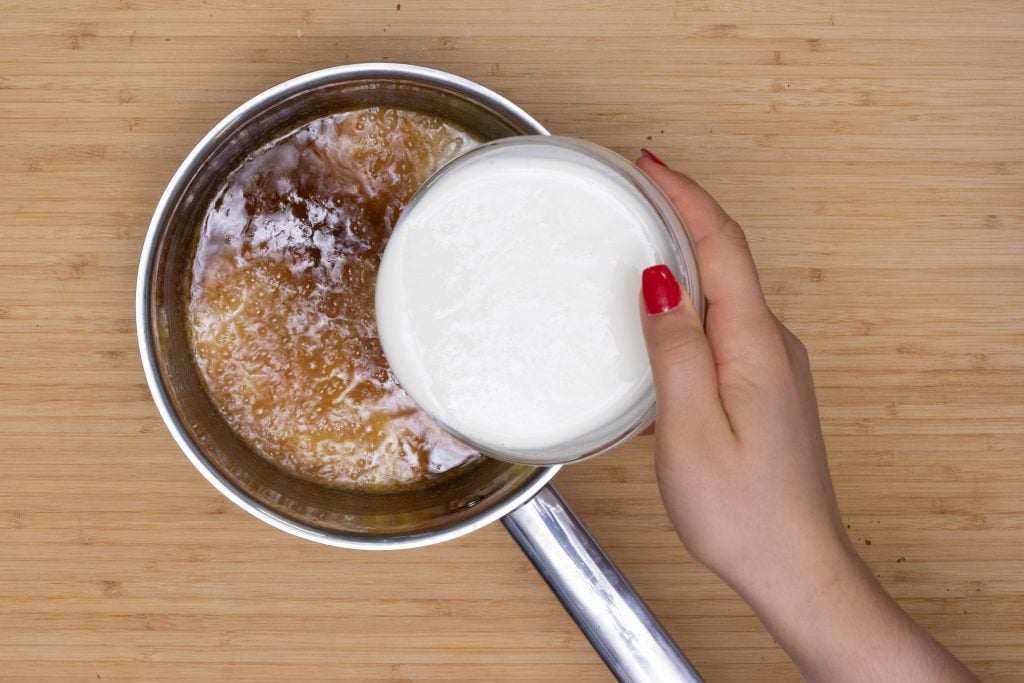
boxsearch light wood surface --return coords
[2,2,1022,680]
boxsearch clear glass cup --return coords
[376,135,704,466]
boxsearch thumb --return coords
[640,265,729,438]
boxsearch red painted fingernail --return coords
[642,265,682,315]
[641,148,667,167]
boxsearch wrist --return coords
[730,534,870,637]
[730,536,941,681]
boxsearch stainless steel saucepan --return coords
[136,63,701,682]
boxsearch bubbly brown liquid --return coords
[187,107,484,492]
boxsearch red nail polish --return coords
[641,148,667,167]
[642,265,682,315]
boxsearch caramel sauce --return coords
[187,107,484,491]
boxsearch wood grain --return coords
[2,1,1022,680]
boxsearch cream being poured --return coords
[375,137,685,463]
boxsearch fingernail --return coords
[640,148,667,167]
[642,265,682,315]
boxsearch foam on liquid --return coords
[187,107,485,491]
[376,141,674,459]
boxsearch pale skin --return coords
[635,155,977,682]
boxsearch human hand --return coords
[636,150,975,682]
[637,152,846,603]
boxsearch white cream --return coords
[375,140,676,461]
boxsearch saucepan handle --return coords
[502,484,703,683]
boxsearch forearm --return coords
[741,543,976,682]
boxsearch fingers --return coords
[637,157,774,331]
[640,266,732,441]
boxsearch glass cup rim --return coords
[380,134,705,466]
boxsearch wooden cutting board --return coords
[2,2,1022,680]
